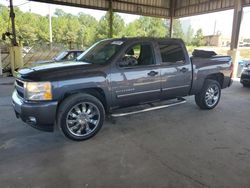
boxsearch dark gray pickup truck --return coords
[12,38,233,141]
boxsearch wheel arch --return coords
[58,87,108,113]
[205,73,224,88]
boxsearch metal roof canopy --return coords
[30,0,250,18]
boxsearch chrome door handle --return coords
[179,67,188,73]
[148,71,158,76]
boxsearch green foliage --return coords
[243,38,250,43]
[0,6,99,48]
[0,5,11,45]
[96,12,125,40]
[124,16,168,37]
[192,28,205,47]
[78,13,98,46]
[0,5,194,49]
[172,19,184,39]
[183,26,194,45]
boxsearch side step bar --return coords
[110,98,186,117]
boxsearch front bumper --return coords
[240,72,250,84]
[12,90,58,132]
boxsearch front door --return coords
[110,42,161,108]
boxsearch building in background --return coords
[204,35,231,47]
[204,35,250,47]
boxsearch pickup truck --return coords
[12,38,233,141]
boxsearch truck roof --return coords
[102,37,184,43]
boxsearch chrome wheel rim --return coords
[66,102,100,137]
[205,85,220,107]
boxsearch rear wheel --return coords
[195,79,221,110]
[57,93,105,141]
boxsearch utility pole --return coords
[9,0,18,46]
[213,20,217,35]
[49,5,53,50]
[108,0,113,38]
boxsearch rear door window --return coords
[158,43,186,65]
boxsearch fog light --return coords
[28,117,37,124]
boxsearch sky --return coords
[1,0,250,38]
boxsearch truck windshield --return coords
[76,40,124,64]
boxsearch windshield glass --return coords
[54,51,68,61]
[76,40,124,64]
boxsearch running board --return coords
[110,98,186,117]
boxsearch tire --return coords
[242,83,250,87]
[57,93,105,141]
[195,79,221,110]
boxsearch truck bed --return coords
[190,55,232,95]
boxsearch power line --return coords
[14,1,30,7]
[5,0,30,7]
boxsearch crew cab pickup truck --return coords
[12,38,233,141]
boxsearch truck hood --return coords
[32,60,55,65]
[16,61,105,81]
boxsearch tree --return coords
[52,9,82,48]
[243,38,250,43]
[54,9,67,17]
[78,13,98,47]
[183,25,194,45]
[124,16,168,37]
[192,28,205,46]
[96,12,125,40]
[172,19,184,39]
[0,5,12,45]
[1,4,189,48]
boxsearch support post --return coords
[108,0,113,38]
[169,0,175,37]
[9,46,23,75]
[169,17,173,38]
[9,0,23,74]
[229,0,243,78]
[9,0,18,46]
[0,49,2,76]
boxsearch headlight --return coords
[243,67,249,71]
[25,82,52,101]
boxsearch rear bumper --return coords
[12,90,58,132]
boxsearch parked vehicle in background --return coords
[240,62,250,87]
[33,50,83,64]
[237,59,248,77]
[12,38,233,141]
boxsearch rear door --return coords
[110,41,161,107]
[157,41,192,99]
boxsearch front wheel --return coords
[195,79,221,110]
[57,93,105,141]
